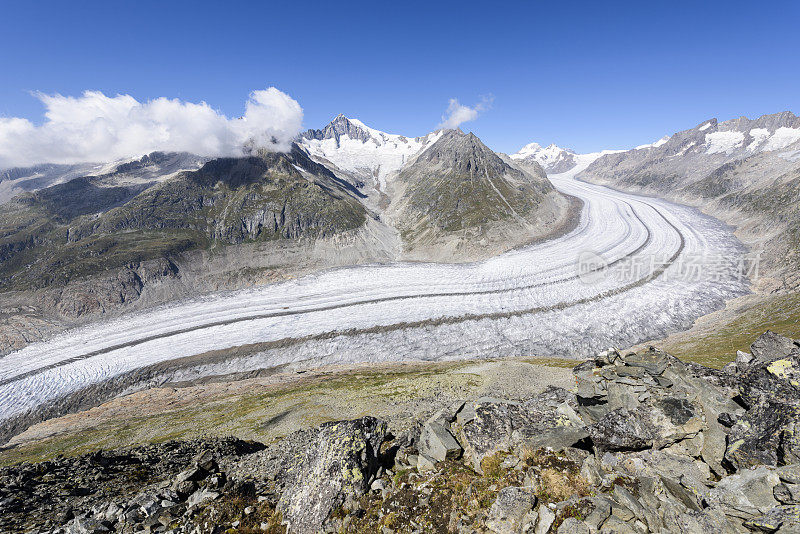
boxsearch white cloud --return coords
[0,88,303,169]
[438,96,493,130]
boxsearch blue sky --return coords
[1,0,799,154]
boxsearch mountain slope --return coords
[579,111,800,288]
[388,129,573,260]
[0,152,207,205]
[0,146,376,329]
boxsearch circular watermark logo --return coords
[576,250,609,285]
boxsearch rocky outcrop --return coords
[274,417,387,533]
[456,394,588,471]
[486,486,537,534]
[0,438,264,534]
[4,331,800,533]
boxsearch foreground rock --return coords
[3,330,800,533]
[275,418,387,533]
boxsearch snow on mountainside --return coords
[635,136,670,150]
[579,111,800,186]
[510,142,577,174]
[299,114,442,190]
[510,141,627,175]
[0,152,207,205]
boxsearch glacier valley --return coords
[0,162,749,437]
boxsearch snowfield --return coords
[0,162,749,427]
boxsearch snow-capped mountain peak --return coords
[510,142,577,174]
[299,115,442,189]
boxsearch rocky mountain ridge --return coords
[299,115,443,200]
[387,129,570,260]
[0,145,368,293]
[4,330,800,533]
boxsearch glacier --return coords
[0,162,750,430]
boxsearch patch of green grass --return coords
[0,364,462,466]
[660,292,800,368]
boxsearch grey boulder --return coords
[750,330,797,363]
[276,417,388,533]
[486,486,537,534]
[418,421,461,462]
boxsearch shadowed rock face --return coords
[70,146,367,244]
[0,145,367,293]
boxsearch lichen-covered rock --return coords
[486,486,536,534]
[275,417,388,533]
[525,385,580,410]
[587,395,703,452]
[459,398,587,470]
[743,504,800,532]
[725,399,800,470]
[659,502,742,534]
[750,330,798,363]
[739,350,800,407]
[623,349,670,375]
[614,449,711,504]
[556,517,592,533]
[776,464,800,484]
[773,482,800,504]
[707,466,781,519]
